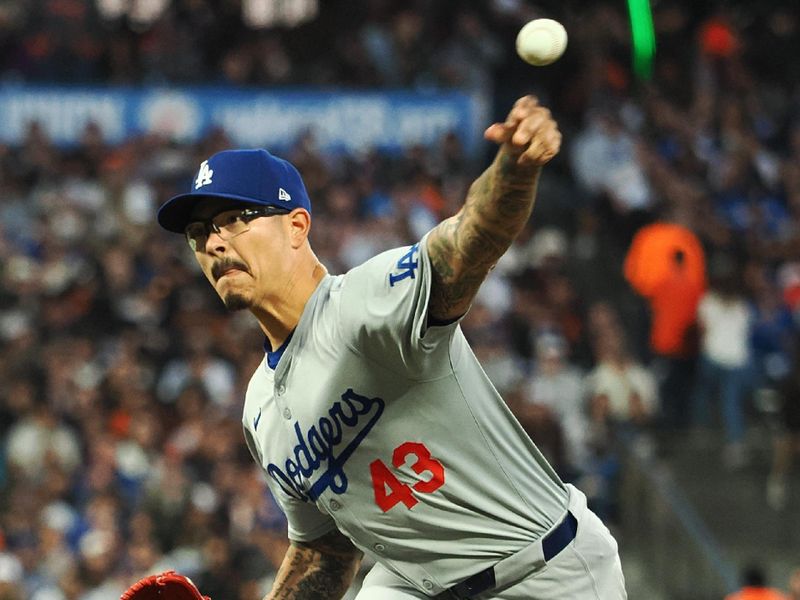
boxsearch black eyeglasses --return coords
[185,206,291,251]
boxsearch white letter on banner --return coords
[213,101,295,146]
[324,98,387,151]
[3,95,24,140]
[61,93,124,143]
[396,106,459,146]
[3,91,123,144]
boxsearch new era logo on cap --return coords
[157,149,313,233]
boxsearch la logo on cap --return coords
[278,187,291,201]
[195,160,213,189]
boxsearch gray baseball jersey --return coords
[242,235,569,596]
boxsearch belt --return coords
[449,511,578,599]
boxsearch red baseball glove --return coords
[120,570,211,600]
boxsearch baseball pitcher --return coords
[147,96,627,599]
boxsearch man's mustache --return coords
[211,259,250,281]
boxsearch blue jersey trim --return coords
[264,331,294,370]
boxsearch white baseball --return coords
[516,18,568,66]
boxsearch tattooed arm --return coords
[265,529,363,600]
[427,96,561,321]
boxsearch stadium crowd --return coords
[0,1,799,598]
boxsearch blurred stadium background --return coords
[0,0,799,598]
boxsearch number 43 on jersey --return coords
[369,441,445,512]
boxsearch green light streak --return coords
[627,0,656,80]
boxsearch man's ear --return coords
[287,209,312,249]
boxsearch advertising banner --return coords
[0,86,489,156]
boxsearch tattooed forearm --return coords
[427,148,542,320]
[265,530,363,600]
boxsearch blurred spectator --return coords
[37,502,77,586]
[360,8,433,88]
[0,552,24,600]
[789,567,800,600]
[747,261,796,390]
[5,400,82,482]
[642,247,705,430]
[521,332,590,477]
[586,317,658,436]
[434,10,503,90]
[723,564,789,600]
[692,256,754,469]
[766,350,800,510]
[570,108,653,245]
[155,332,237,410]
[698,12,741,61]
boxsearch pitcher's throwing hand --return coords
[484,95,562,165]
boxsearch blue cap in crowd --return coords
[157,148,312,233]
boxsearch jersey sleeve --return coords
[243,426,337,542]
[271,486,338,543]
[337,234,462,377]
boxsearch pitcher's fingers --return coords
[519,129,562,164]
[484,123,515,144]
[518,138,544,164]
[511,116,545,146]
[504,96,539,128]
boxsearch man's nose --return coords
[204,229,227,254]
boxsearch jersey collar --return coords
[264,330,295,370]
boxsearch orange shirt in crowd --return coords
[648,267,704,357]
[725,587,790,600]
